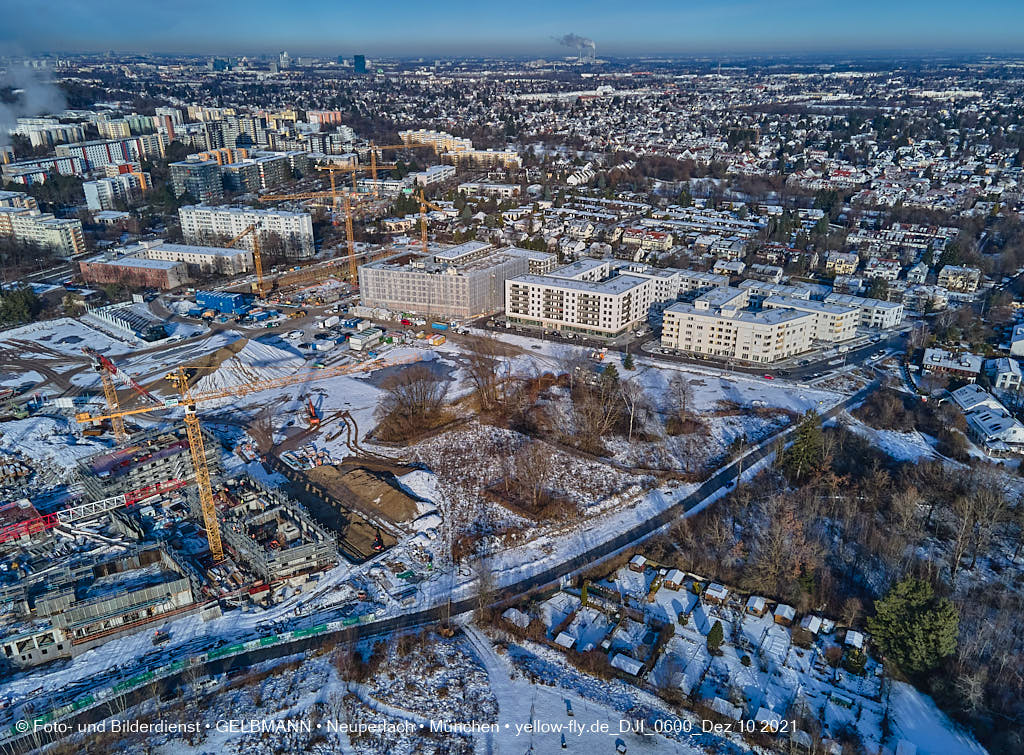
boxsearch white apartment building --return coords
[505,260,655,338]
[55,134,165,169]
[410,164,455,186]
[661,289,814,364]
[399,129,472,154]
[120,239,253,276]
[823,293,904,329]
[0,207,85,257]
[83,171,151,211]
[178,205,314,258]
[457,181,520,198]
[762,295,858,343]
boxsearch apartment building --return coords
[360,246,545,318]
[410,164,456,186]
[458,181,520,198]
[0,207,85,257]
[937,264,981,292]
[661,288,814,363]
[55,134,165,169]
[621,228,674,251]
[399,128,472,154]
[825,251,859,275]
[79,255,190,290]
[505,260,655,338]
[169,159,224,202]
[178,205,315,257]
[120,239,253,276]
[762,295,858,343]
[0,190,38,211]
[823,293,904,329]
[83,171,150,211]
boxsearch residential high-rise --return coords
[0,207,85,257]
[353,54,366,74]
[178,205,315,258]
[169,159,224,202]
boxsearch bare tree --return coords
[619,378,646,443]
[374,363,449,441]
[512,440,554,512]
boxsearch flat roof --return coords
[510,272,650,295]
[666,300,812,325]
[765,295,858,315]
[181,204,309,218]
[87,256,182,270]
[825,292,903,310]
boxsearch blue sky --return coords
[3,0,1022,56]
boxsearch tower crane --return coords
[225,224,266,297]
[75,354,420,561]
[81,347,161,445]
[416,189,447,256]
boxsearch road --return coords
[0,377,878,752]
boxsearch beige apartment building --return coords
[661,288,814,363]
[0,206,85,257]
[762,295,859,343]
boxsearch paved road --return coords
[1,378,878,752]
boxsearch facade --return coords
[178,205,315,258]
[169,159,224,202]
[661,289,814,363]
[458,181,520,198]
[83,171,150,211]
[79,254,190,290]
[937,265,981,293]
[360,246,545,318]
[128,239,253,276]
[55,134,165,169]
[0,207,85,257]
[410,164,456,186]
[0,190,39,210]
[505,261,655,338]
[823,293,904,329]
[762,295,859,343]
[1,156,86,183]
[399,129,472,154]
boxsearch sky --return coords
[2,0,1023,57]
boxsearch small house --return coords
[844,629,865,649]
[663,569,685,591]
[703,583,729,605]
[628,555,647,573]
[501,607,531,630]
[555,632,575,650]
[610,653,643,677]
[774,604,796,626]
[745,595,768,617]
[799,615,822,634]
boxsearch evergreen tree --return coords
[781,410,825,483]
[707,620,724,654]
[0,286,42,326]
[867,577,959,675]
[622,352,635,371]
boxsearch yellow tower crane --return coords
[75,355,419,561]
[416,189,447,256]
[225,224,266,297]
[365,141,437,199]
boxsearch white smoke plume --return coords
[0,66,67,147]
[554,33,596,50]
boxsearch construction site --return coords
[0,145,454,675]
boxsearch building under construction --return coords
[213,478,337,583]
[78,428,222,500]
[1,545,201,667]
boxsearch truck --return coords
[430,322,449,331]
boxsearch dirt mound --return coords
[146,336,250,394]
[305,465,421,523]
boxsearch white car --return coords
[287,330,302,339]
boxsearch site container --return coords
[196,290,250,315]
[349,328,383,352]
[430,322,449,331]
[322,315,340,328]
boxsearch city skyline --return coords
[3,0,1023,57]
